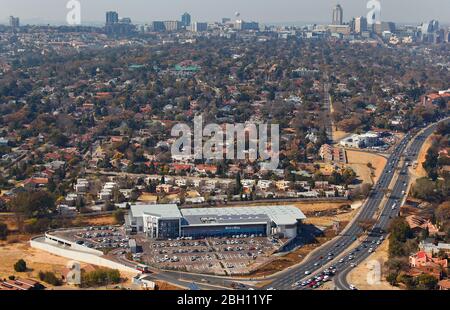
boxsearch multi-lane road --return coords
[138,118,447,290]
[333,121,445,290]
[263,118,448,290]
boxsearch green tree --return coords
[38,271,62,286]
[10,191,56,219]
[416,274,438,290]
[0,222,8,240]
[113,209,125,224]
[14,259,27,272]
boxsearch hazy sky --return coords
[1,0,449,25]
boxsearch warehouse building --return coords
[125,204,305,239]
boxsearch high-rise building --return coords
[190,22,208,32]
[105,11,134,36]
[106,11,119,25]
[332,4,343,25]
[234,20,259,31]
[354,16,368,33]
[374,21,396,34]
[9,16,20,29]
[181,12,191,27]
[152,21,166,32]
[163,21,182,32]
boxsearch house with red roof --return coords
[409,251,448,269]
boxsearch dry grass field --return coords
[346,239,399,290]
[346,150,387,185]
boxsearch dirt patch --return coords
[155,281,185,290]
[346,239,399,290]
[292,201,351,214]
[0,240,136,290]
[73,214,117,226]
[414,135,434,179]
[346,150,387,184]
[333,130,350,143]
[304,208,355,228]
[0,242,73,287]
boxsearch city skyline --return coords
[1,0,450,25]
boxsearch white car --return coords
[349,285,358,290]
[305,271,311,275]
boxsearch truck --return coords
[136,264,151,273]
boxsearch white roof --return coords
[130,204,182,219]
[181,205,306,226]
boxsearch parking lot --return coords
[51,226,130,253]
[49,227,286,276]
[136,234,284,275]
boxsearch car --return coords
[350,263,357,268]
[338,258,345,263]
[368,248,374,253]
[349,285,358,290]
[314,262,320,266]
[305,271,311,275]
[292,281,301,287]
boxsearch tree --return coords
[422,146,439,181]
[9,191,56,219]
[113,209,125,224]
[38,271,62,286]
[81,268,121,287]
[14,259,27,272]
[357,219,376,232]
[416,274,438,290]
[0,222,8,240]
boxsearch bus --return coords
[136,264,150,273]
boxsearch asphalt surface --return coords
[333,120,446,290]
[260,118,449,290]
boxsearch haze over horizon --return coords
[1,0,450,25]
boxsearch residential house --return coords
[409,251,448,269]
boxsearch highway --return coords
[261,118,448,290]
[332,121,445,290]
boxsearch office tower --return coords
[181,12,191,27]
[120,17,132,24]
[9,16,20,29]
[191,22,208,32]
[332,4,343,25]
[374,21,396,35]
[152,21,166,32]
[355,17,368,33]
[222,18,231,24]
[106,11,119,25]
[234,20,259,31]
[163,21,182,32]
[105,12,134,36]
